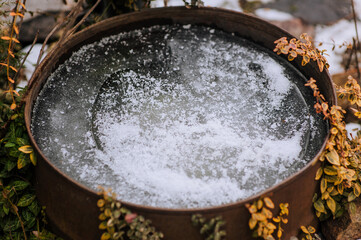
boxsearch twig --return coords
[351,0,361,80]
[353,38,360,79]
[65,0,102,39]
[35,0,85,67]
[13,31,39,83]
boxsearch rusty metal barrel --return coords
[25,7,336,240]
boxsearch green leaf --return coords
[348,192,357,202]
[4,142,15,148]
[17,153,28,169]
[11,180,29,191]
[326,197,336,214]
[16,138,28,146]
[9,148,20,158]
[325,149,340,166]
[5,158,16,172]
[314,199,326,213]
[25,217,36,229]
[3,205,9,215]
[17,194,36,207]
[28,201,41,216]
[3,218,21,231]
[22,209,33,222]
[349,202,356,214]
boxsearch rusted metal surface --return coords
[24,7,336,240]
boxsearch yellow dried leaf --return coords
[264,197,274,209]
[257,199,263,210]
[14,25,19,35]
[314,200,325,213]
[249,217,257,230]
[104,208,111,217]
[322,191,330,200]
[1,36,11,41]
[330,127,338,135]
[100,232,111,240]
[246,203,257,214]
[10,103,17,110]
[354,182,361,197]
[337,184,344,195]
[320,178,327,193]
[315,167,323,180]
[272,216,280,223]
[9,65,17,72]
[326,197,336,214]
[99,213,107,221]
[325,149,340,166]
[348,192,357,202]
[18,145,33,154]
[277,228,282,238]
[97,199,105,208]
[262,207,273,219]
[300,225,309,234]
[324,166,337,176]
[267,222,276,230]
[99,221,107,230]
[10,12,24,18]
[30,151,37,166]
[17,155,26,169]
[281,218,288,224]
[8,77,15,83]
[308,226,316,234]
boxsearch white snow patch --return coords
[21,44,48,82]
[151,0,242,11]
[255,8,293,21]
[314,19,361,75]
[346,123,361,139]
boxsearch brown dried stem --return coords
[351,0,360,80]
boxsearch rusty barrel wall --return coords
[24,7,336,240]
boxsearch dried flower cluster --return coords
[306,76,361,220]
[246,197,288,240]
[274,33,329,73]
[274,33,361,221]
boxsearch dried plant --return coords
[98,187,163,240]
[191,214,226,240]
[246,197,288,240]
[274,33,329,73]
[0,0,26,110]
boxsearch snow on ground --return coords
[314,19,361,75]
[313,0,361,75]
[151,0,242,11]
[18,44,47,88]
[346,122,361,139]
[254,8,293,21]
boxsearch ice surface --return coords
[32,24,328,209]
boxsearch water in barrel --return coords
[32,24,327,208]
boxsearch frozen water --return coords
[32,24,328,209]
